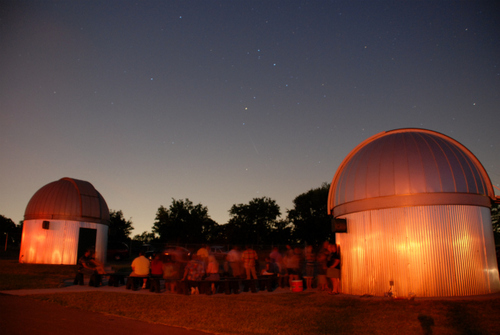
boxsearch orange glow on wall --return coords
[20,177,110,265]
[51,249,62,264]
[19,220,108,265]
[337,205,500,297]
[328,129,500,297]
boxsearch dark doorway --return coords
[77,228,97,264]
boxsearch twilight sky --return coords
[1,1,499,236]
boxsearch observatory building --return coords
[20,177,109,265]
[328,128,500,297]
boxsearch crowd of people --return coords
[263,241,341,294]
[126,241,342,295]
[76,241,342,295]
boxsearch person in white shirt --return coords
[226,246,243,278]
[130,251,150,288]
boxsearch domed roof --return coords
[328,128,496,217]
[24,177,110,224]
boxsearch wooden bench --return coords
[199,279,221,295]
[242,279,258,293]
[258,275,278,292]
[149,277,166,293]
[106,273,126,287]
[89,273,103,287]
[175,279,219,295]
[73,272,85,286]
[126,275,150,291]
[74,264,121,288]
[184,280,203,295]
[92,273,130,287]
[73,272,103,287]
[163,278,179,293]
[219,278,240,295]
[176,280,190,295]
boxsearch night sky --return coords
[1,1,499,235]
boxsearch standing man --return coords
[196,244,209,269]
[226,245,243,277]
[269,246,283,274]
[286,247,302,289]
[182,254,205,295]
[242,245,258,280]
[327,244,341,295]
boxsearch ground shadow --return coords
[418,314,435,335]
[446,304,486,335]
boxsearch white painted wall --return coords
[19,220,108,265]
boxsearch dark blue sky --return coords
[1,1,499,235]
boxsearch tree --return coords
[133,231,156,244]
[492,202,500,245]
[226,197,281,245]
[0,215,21,247]
[108,210,134,242]
[152,198,218,244]
[287,183,334,245]
[267,218,293,245]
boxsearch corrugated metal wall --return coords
[337,205,500,297]
[19,220,108,265]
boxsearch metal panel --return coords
[337,205,500,297]
[19,220,108,265]
[24,178,109,224]
[70,178,102,220]
[393,133,411,195]
[328,129,496,216]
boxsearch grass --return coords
[30,292,500,335]
[0,259,77,290]
[1,260,500,334]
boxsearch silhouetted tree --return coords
[492,202,500,245]
[0,214,21,247]
[226,197,281,245]
[108,210,134,242]
[267,218,293,245]
[288,183,334,245]
[152,198,218,244]
[133,231,156,244]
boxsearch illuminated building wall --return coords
[19,219,108,265]
[20,177,109,265]
[337,205,499,297]
[328,129,500,297]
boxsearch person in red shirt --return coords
[150,253,163,278]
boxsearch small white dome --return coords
[24,177,109,224]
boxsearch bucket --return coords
[291,280,303,292]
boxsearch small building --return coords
[20,177,110,265]
[328,128,500,297]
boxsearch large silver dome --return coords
[328,128,495,217]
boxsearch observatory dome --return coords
[328,128,495,217]
[24,177,109,225]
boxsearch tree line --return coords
[112,183,334,246]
